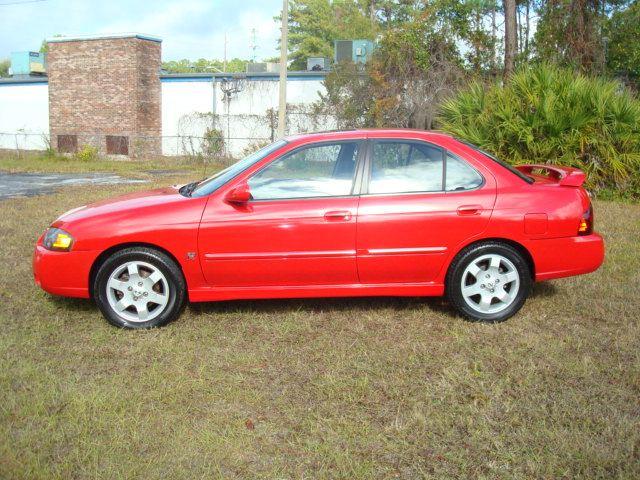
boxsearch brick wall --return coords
[48,35,161,157]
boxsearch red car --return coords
[33,130,604,328]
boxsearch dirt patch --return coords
[0,172,147,200]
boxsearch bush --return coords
[201,127,225,158]
[438,64,640,197]
[74,145,99,162]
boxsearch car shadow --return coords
[45,281,559,320]
[188,295,451,317]
[188,282,560,320]
[530,281,558,298]
[48,295,96,312]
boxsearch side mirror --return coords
[225,182,252,204]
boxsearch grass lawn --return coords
[0,151,217,178]
[0,155,639,479]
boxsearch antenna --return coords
[223,31,228,72]
[249,28,257,63]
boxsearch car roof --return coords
[284,128,456,144]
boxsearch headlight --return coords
[42,228,74,251]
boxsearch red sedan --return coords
[33,130,604,328]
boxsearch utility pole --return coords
[223,31,228,72]
[249,28,257,63]
[277,0,288,138]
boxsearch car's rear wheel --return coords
[446,242,532,322]
[93,247,186,329]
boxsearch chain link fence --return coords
[0,110,336,163]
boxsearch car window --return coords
[249,142,359,200]
[191,140,287,197]
[369,141,443,194]
[457,139,534,184]
[446,153,483,191]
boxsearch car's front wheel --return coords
[93,247,186,328]
[446,242,532,322]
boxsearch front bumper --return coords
[531,233,605,281]
[33,245,98,298]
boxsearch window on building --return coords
[445,154,484,191]
[248,142,359,200]
[106,136,129,155]
[368,141,444,194]
[57,135,78,153]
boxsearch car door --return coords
[198,140,363,287]
[356,139,496,284]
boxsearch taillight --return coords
[578,205,593,235]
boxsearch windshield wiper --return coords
[179,180,201,197]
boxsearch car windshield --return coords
[190,140,287,197]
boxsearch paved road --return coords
[0,172,147,200]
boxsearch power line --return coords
[0,0,47,6]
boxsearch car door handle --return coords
[324,210,352,221]
[457,205,483,216]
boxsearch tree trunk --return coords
[517,3,523,55]
[524,0,530,59]
[369,0,376,28]
[491,2,497,77]
[503,0,517,80]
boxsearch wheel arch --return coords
[88,242,186,298]
[447,237,535,283]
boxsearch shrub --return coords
[438,64,640,196]
[201,127,225,158]
[74,145,99,162]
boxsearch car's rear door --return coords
[198,140,364,287]
[356,138,496,284]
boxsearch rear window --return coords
[458,140,534,184]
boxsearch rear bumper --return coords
[531,233,604,281]
[33,245,97,298]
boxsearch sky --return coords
[0,0,283,61]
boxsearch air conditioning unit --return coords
[10,51,47,77]
[333,40,375,65]
[246,62,281,74]
[307,57,330,71]
[334,40,354,63]
[246,62,267,73]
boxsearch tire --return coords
[446,242,532,323]
[93,247,186,329]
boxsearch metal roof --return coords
[0,76,48,85]
[0,70,331,85]
[46,33,162,43]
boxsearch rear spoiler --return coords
[515,164,586,187]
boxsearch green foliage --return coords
[606,1,640,87]
[162,58,249,73]
[286,0,376,70]
[0,58,9,78]
[438,64,640,196]
[319,11,464,130]
[287,0,501,74]
[74,145,99,162]
[532,1,632,74]
[201,127,225,157]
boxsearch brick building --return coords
[47,34,162,157]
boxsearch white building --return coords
[0,71,332,157]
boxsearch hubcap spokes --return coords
[106,261,169,322]
[461,254,519,314]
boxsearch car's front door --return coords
[198,140,363,287]
[356,139,496,284]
